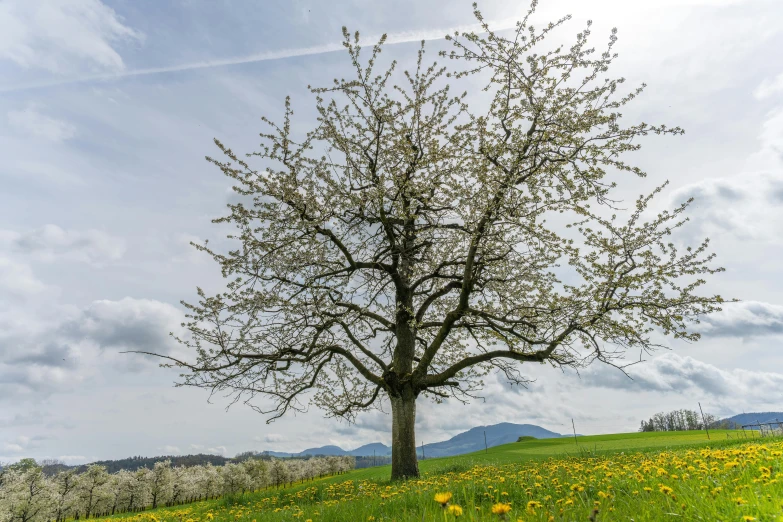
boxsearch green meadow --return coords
[98,430,783,521]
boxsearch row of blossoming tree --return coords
[0,455,355,522]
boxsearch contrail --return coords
[0,18,519,94]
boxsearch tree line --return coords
[0,455,354,522]
[638,409,740,432]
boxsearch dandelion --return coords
[434,492,453,507]
[741,517,756,521]
[447,505,463,517]
[658,485,674,495]
[491,502,512,517]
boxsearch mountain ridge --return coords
[260,422,566,458]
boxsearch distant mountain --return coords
[298,445,348,456]
[258,422,563,459]
[349,443,391,457]
[417,422,563,458]
[722,412,783,427]
[259,450,298,458]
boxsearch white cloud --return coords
[0,224,126,266]
[2,443,23,453]
[0,0,142,74]
[0,256,47,298]
[666,107,783,244]
[188,444,228,456]
[0,296,187,399]
[746,106,783,172]
[755,72,783,100]
[65,297,186,356]
[699,301,783,337]
[7,107,76,142]
[587,353,783,403]
[160,445,181,454]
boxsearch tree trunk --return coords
[390,395,419,479]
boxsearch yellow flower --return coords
[447,504,464,517]
[742,517,756,521]
[434,492,453,507]
[659,485,674,495]
[491,502,512,516]
[527,500,542,510]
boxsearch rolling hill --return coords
[722,411,783,427]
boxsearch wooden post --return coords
[484,431,488,453]
[571,418,578,445]
[698,402,710,440]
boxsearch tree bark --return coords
[390,395,419,479]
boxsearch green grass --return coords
[103,430,783,521]
[340,429,753,482]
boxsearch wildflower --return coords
[659,485,674,495]
[742,517,755,521]
[491,502,512,517]
[434,492,453,507]
[447,505,463,517]
[527,500,542,510]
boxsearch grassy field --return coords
[104,430,783,521]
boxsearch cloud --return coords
[261,434,283,443]
[668,171,783,243]
[0,0,142,74]
[6,342,76,368]
[0,296,187,399]
[0,257,47,298]
[0,411,49,427]
[587,353,783,401]
[7,107,77,142]
[0,15,521,93]
[0,225,126,266]
[63,297,185,356]
[159,445,181,455]
[189,444,227,456]
[0,365,80,397]
[755,72,783,100]
[1,435,37,454]
[698,301,783,337]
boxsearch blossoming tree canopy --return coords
[135,2,727,480]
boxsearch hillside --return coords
[722,411,783,427]
[84,429,772,522]
[417,422,563,457]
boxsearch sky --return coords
[1,0,783,465]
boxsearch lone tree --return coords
[141,3,726,479]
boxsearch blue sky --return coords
[1,0,783,464]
